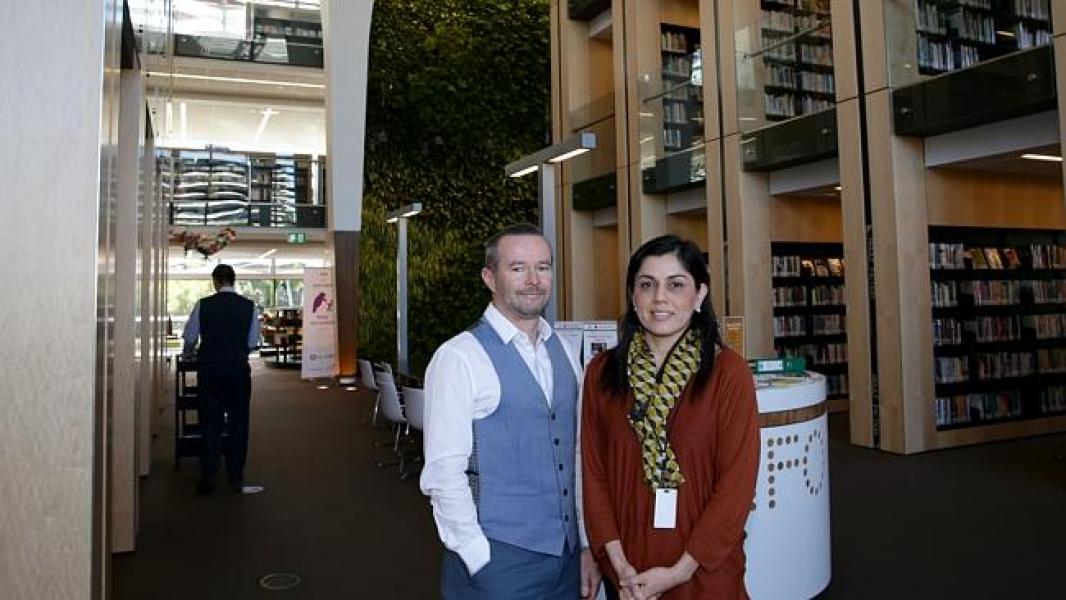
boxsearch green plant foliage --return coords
[360,0,549,375]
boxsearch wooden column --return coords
[857,1,935,454]
[699,1,727,315]
[831,0,874,446]
[717,0,774,356]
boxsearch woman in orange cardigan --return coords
[581,235,759,600]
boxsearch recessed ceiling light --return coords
[316,384,330,390]
[1021,153,1063,162]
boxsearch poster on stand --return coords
[301,267,338,379]
[582,321,619,368]
[554,321,586,365]
[722,316,745,358]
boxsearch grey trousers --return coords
[440,538,579,600]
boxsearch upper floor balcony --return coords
[139,0,323,68]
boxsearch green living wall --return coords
[360,0,550,375]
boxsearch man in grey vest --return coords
[182,264,260,495]
[421,224,601,599]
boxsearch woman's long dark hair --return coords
[599,235,723,396]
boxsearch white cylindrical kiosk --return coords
[744,373,831,599]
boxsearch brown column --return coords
[333,230,361,377]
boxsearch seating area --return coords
[360,359,425,481]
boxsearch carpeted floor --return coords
[114,361,1066,599]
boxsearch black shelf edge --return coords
[772,276,846,285]
[930,268,1066,281]
[772,304,847,315]
[932,304,1066,317]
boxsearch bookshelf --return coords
[166,149,315,227]
[771,241,848,407]
[913,0,1053,76]
[929,226,1066,430]
[659,24,703,154]
[759,0,834,122]
[169,148,250,226]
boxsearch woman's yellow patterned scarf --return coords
[626,328,701,490]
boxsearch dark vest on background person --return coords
[197,291,254,365]
[468,319,579,556]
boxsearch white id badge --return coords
[653,488,678,529]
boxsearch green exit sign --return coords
[288,232,309,244]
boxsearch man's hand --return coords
[580,548,602,599]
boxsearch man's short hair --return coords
[484,223,545,270]
[212,264,236,286]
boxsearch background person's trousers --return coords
[441,538,579,599]
[198,362,251,486]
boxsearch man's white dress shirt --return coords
[419,303,583,575]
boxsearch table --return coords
[744,372,831,599]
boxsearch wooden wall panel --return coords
[926,169,1065,228]
[594,225,623,318]
[770,195,844,242]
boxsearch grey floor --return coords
[114,362,1066,599]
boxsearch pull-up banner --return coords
[301,267,338,379]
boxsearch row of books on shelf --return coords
[766,65,836,94]
[773,255,845,277]
[930,243,1066,270]
[825,373,846,397]
[930,350,1066,383]
[662,55,693,78]
[661,30,692,53]
[931,280,1066,307]
[662,102,701,124]
[765,94,833,118]
[933,314,1066,345]
[1015,23,1051,49]
[772,284,846,307]
[773,315,845,337]
[915,37,991,72]
[935,391,1022,427]
[776,342,847,366]
[1042,385,1066,413]
[1014,0,1051,20]
[762,12,830,36]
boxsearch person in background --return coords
[420,223,601,599]
[182,263,260,495]
[581,235,759,600]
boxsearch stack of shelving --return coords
[929,226,1066,429]
[913,0,1053,76]
[759,0,834,122]
[771,242,848,402]
[659,24,703,153]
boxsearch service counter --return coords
[745,372,831,599]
